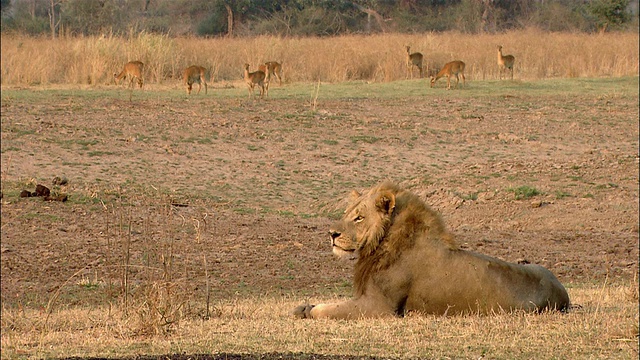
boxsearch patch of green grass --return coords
[70,193,104,205]
[76,139,99,147]
[87,151,114,157]
[233,207,257,215]
[14,129,36,137]
[18,212,62,222]
[461,114,484,120]
[595,182,619,189]
[182,136,213,144]
[133,133,152,142]
[508,185,540,200]
[0,188,27,198]
[54,138,99,150]
[454,192,478,201]
[77,277,101,291]
[555,190,573,199]
[350,135,380,144]
[1,146,21,152]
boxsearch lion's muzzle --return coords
[329,230,341,246]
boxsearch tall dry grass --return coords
[1,30,638,86]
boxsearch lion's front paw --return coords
[292,304,315,319]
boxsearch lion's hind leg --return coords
[292,298,394,320]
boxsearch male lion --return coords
[293,181,570,319]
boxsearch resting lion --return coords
[293,181,570,319]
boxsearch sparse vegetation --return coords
[509,185,541,200]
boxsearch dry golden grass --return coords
[1,30,638,86]
[1,284,638,359]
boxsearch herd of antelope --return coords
[113,45,514,95]
[409,44,515,90]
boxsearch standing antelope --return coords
[183,65,208,95]
[497,45,515,80]
[258,64,273,97]
[430,60,466,90]
[406,46,424,79]
[243,63,266,99]
[114,61,144,89]
[263,61,283,86]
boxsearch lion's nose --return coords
[329,230,340,245]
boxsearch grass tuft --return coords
[509,185,540,200]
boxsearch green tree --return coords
[588,0,631,32]
[1,0,12,15]
[61,0,122,35]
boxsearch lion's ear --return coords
[375,191,396,215]
[349,190,361,201]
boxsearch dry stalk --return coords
[105,206,114,297]
[592,271,609,323]
[0,153,11,198]
[312,80,320,110]
[204,254,211,319]
[120,209,132,316]
[39,259,101,345]
[1,153,11,183]
[193,218,201,244]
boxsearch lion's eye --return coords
[354,215,364,223]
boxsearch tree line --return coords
[0,0,636,38]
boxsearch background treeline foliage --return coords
[0,0,638,37]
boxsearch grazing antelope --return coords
[406,46,424,79]
[114,61,144,89]
[263,61,283,86]
[243,63,266,99]
[183,65,208,95]
[430,60,466,90]
[497,45,515,80]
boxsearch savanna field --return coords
[1,31,639,359]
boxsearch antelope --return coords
[183,65,208,95]
[497,45,515,80]
[430,60,466,90]
[243,63,266,99]
[263,61,283,86]
[114,61,144,89]
[406,46,424,79]
[258,64,273,97]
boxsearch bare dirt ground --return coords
[1,80,638,358]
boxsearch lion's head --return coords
[329,181,457,296]
[330,181,455,260]
[329,184,396,260]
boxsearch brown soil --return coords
[1,84,638,358]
